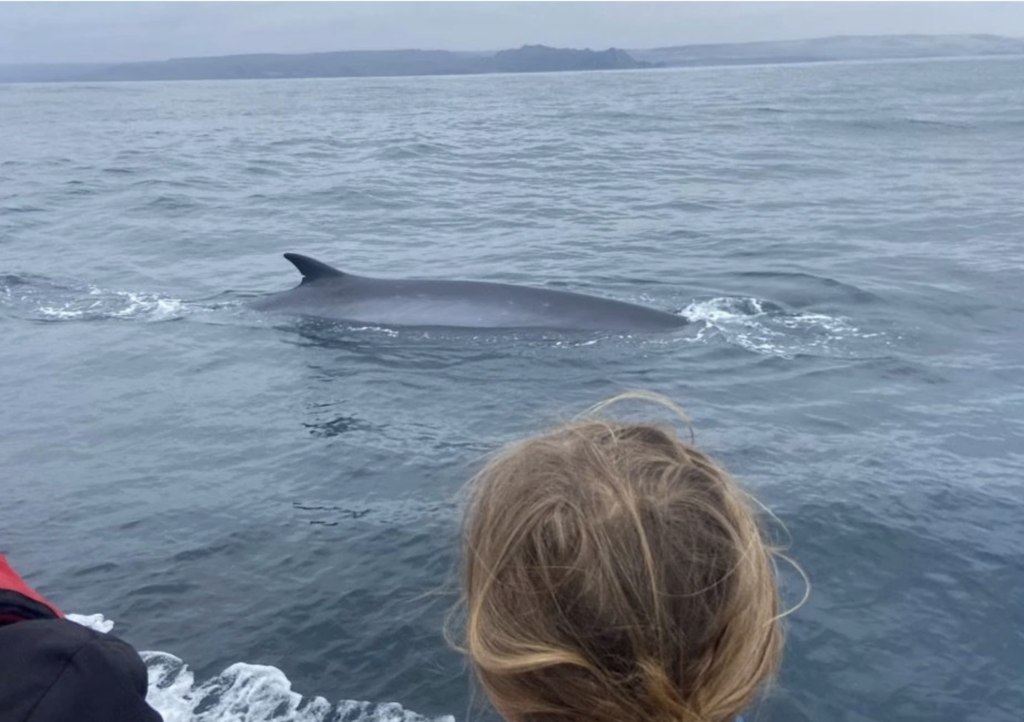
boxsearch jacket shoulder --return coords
[0,619,163,722]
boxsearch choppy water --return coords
[2,57,1023,722]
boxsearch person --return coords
[0,552,163,722]
[451,392,800,722]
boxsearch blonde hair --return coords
[451,392,794,722]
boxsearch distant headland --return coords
[0,45,659,83]
[1,35,1022,84]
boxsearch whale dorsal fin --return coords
[283,253,345,284]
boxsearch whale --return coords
[249,253,688,332]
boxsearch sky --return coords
[2,1,1023,66]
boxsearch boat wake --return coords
[67,614,453,722]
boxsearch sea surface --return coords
[2,57,1022,722]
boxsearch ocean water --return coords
[2,56,1022,722]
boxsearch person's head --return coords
[453,393,791,722]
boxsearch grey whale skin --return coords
[250,253,688,332]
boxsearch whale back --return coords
[255,252,688,332]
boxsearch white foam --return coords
[683,296,772,324]
[346,325,401,337]
[36,287,189,322]
[144,653,335,722]
[66,612,115,633]
[143,655,453,722]
[110,292,188,321]
[682,296,883,359]
[66,613,454,722]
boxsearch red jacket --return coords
[0,554,63,625]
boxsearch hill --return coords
[629,34,1024,67]
[0,45,657,83]
[2,35,1022,84]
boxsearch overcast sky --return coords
[2,1,1023,65]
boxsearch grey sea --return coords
[2,56,1022,722]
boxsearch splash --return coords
[683,296,887,359]
[67,614,453,722]
[38,287,189,322]
[0,273,236,323]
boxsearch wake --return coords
[682,296,894,360]
[68,614,452,722]
[0,273,235,323]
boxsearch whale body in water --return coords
[250,253,688,332]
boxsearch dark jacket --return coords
[0,554,163,722]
